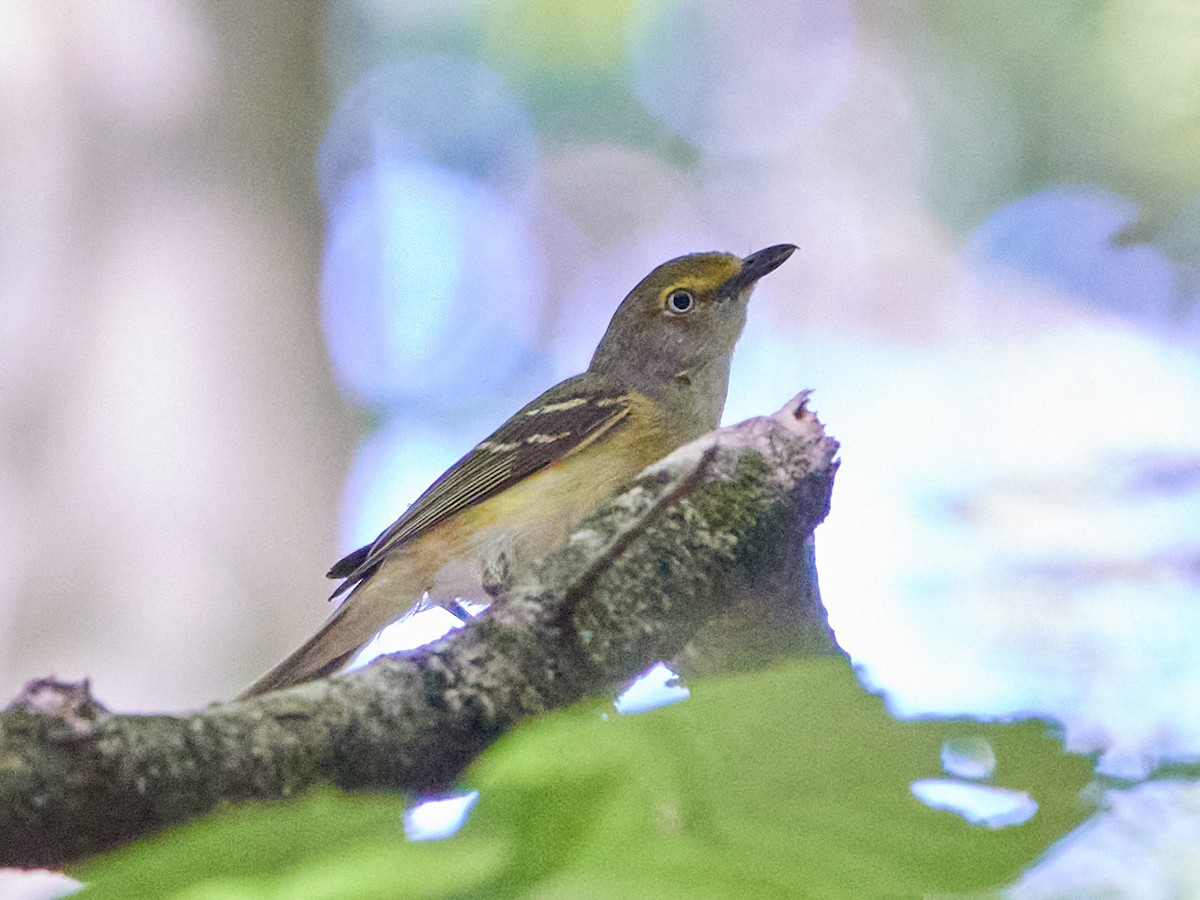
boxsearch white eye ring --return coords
[665,289,695,314]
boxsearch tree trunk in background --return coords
[0,2,352,710]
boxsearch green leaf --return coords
[464,658,1096,897]
[73,790,504,899]
[75,659,1096,898]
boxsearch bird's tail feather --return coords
[239,604,366,699]
[240,549,435,699]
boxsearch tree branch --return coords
[0,393,839,868]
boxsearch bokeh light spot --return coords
[627,0,859,156]
[911,778,1037,829]
[614,662,690,714]
[941,736,997,780]
[404,791,480,841]
[319,56,539,200]
[480,0,636,79]
[964,187,1176,325]
[321,158,543,404]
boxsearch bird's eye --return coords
[665,289,695,314]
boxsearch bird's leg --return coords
[443,598,475,622]
[423,551,512,625]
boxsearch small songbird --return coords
[242,244,797,697]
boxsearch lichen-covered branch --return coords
[0,393,839,868]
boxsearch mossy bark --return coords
[0,394,839,868]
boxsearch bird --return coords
[241,244,797,697]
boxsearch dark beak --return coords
[719,243,798,298]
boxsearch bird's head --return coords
[589,244,797,393]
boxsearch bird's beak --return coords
[719,244,798,299]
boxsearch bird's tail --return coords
[238,602,365,699]
[239,546,439,699]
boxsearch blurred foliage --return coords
[909,0,1200,233]
[75,658,1095,897]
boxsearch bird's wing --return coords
[328,373,635,594]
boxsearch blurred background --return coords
[1,0,1198,890]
